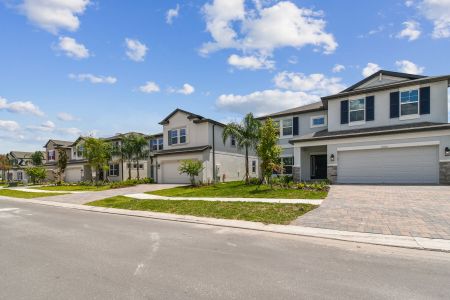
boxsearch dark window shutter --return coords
[366,96,375,121]
[420,86,430,115]
[340,100,349,124]
[293,117,299,135]
[390,92,399,118]
[167,130,172,145]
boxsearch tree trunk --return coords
[128,160,131,180]
[136,159,140,179]
[245,147,249,184]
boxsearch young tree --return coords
[30,151,44,166]
[112,135,134,180]
[0,154,11,182]
[82,137,112,184]
[178,159,204,186]
[222,113,260,184]
[131,135,149,179]
[25,166,47,184]
[56,148,68,184]
[257,118,282,186]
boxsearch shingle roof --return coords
[44,139,73,148]
[159,108,225,127]
[9,151,34,159]
[289,122,450,144]
[256,101,325,120]
[154,145,211,156]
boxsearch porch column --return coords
[293,145,301,182]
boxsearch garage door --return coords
[160,161,191,184]
[65,167,82,183]
[337,146,439,184]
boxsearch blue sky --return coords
[0,0,449,152]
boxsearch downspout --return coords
[212,124,216,183]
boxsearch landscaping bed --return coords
[0,189,68,199]
[37,178,154,192]
[87,196,318,224]
[148,181,328,199]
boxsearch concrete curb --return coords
[2,196,450,253]
[124,193,323,205]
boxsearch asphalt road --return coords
[1,199,449,300]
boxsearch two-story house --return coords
[259,70,450,184]
[6,151,40,182]
[150,108,259,184]
[43,139,75,181]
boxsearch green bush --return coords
[296,181,329,192]
[109,178,154,189]
[247,177,261,185]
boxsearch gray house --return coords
[259,70,450,184]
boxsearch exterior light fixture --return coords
[330,154,335,161]
[445,147,450,156]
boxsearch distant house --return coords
[6,151,40,182]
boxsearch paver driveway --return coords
[294,185,450,240]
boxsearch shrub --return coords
[24,166,47,184]
[109,178,154,189]
[248,177,261,185]
[296,181,329,192]
[178,160,204,186]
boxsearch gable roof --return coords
[8,151,34,159]
[340,70,426,93]
[103,132,149,141]
[256,101,325,120]
[159,108,224,126]
[43,139,73,148]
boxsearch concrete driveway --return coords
[294,185,450,240]
[18,184,183,205]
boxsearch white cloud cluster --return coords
[125,38,148,62]
[27,120,56,132]
[170,83,195,95]
[57,112,79,121]
[27,120,81,137]
[69,73,117,84]
[395,60,425,74]
[273,72,345,95]
[332,64,345,73]
[19,0,90,34]
[227,54,274,70]
[0,96,44,116]
[419,0,450,38]
[139,81,160,93]
[397,21,421,41]
[166,4,180,24]
[0,120,20,132]
[56,36,90,59]
[201,0,337,69]
[362,63,381,77]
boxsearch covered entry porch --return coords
[293,145,329,182]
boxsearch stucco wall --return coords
[163,111,210,149]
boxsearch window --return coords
[281,118,293,136]
[48,150,55,161]
[349,98,365,123]
[108,164,119,176]
[231,136,236,147]
[311,115,326,128]
[17,172,23,180]
[150,138,163,151]
[252,160,256,173]
[77,145,83,157]
[158,138,163,150]
[168,128,187,145]
[400,89,419,117]
[281,157,294,175]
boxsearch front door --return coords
[311,155,327,180]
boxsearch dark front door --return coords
[311,155,327,180]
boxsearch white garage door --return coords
[65,167,82,183]
[337,146,439,184]
[160,161,191,184]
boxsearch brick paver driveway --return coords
[294,185,450,240]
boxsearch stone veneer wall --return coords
[439,162,450,185]
[327,166,337,184]
[293,166,301,182]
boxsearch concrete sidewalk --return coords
[124,193,323,205]
[1,195,449,252]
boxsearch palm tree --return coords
[131,135,149,179]
[222,113,260,184]
[113,135,135,180]
[82,137,112,184]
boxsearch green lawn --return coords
[87,196,317,224]
[0,189,67,199]
[37,185,112,192]
[148,181,327,199]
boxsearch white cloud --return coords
[362,63,381,77]
[395,60,425,74]
[27,120,55,132]
[19,0,90,34]
[125,38,148,62]
[58,127,82,136]
[139,81,160,93]
[405,1,414,7]
[56,36,90,59]
[0,96,44,116]
[227,54,274,70]
[397,21,421,41]
[332,64,345,73]
[201,0,337,63]
[57,112,79,121]
[216,89,320,116]
[166,4,180,24]
[274,72,345,96]
[0,120,20,132]
[170,83,195,95]
[69,73,117,84]
[419,0,450,38]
